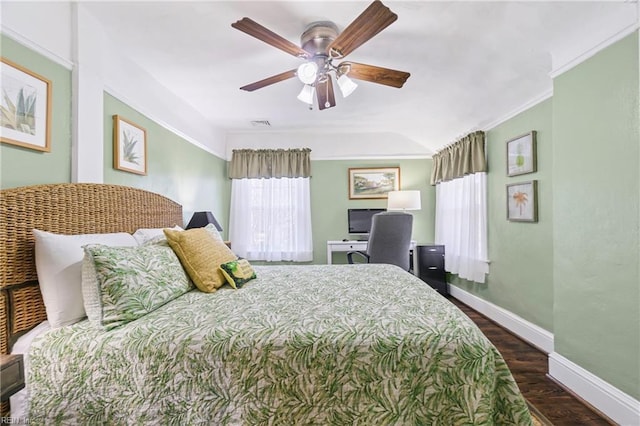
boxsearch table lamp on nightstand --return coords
[186,211,223,231]
[186,211,231,248]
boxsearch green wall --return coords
[451,32,639,399]
[552,32,639,398]
[450,99,555,331]
[311,158,435,264]
[0,35,72,188]
[103,94,230,234]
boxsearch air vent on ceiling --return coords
[250,120,271,127]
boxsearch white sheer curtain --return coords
[435,172,489,283]
[229,177,313,262]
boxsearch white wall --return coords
[1,1,227,182]
[0,2,73,67]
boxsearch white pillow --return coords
[133,224,222,246]
[203,223,224,242]
[33,229,138,328]
[131,226,183,245]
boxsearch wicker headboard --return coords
[0,183,184,355]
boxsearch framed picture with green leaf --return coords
[506,131,536,177]
[0,58,52,152]
[113,115,147,175]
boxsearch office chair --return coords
[347,211,413,271]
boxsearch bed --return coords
[0,183,533,425]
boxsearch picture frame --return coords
[348,167,400,199]
[506,180,538,222]
[0,58,52,152]
[113,115,147,175]
[506,131,537,177]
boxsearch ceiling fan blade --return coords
[316,75,336,110]
[340,62,410,88]
[240,69,297,92]
[232,18,310,59]
[327,0,397,58]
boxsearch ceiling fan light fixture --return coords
[337,74,358,98]
[297,62,318,85]
[297,84,315,104]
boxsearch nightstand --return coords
[1,354,25,401]
[417,245,448,295]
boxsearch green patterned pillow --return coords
[82,244,193,329]
[219,258,257,289]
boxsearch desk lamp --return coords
[387,190,421,212]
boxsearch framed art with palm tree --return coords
[507,180,538,222]
[0,58,52,152]
[113,115,147,175]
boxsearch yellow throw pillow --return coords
[219,258,257,289]
[164,227,237,293]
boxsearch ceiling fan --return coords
[231,0,410,110]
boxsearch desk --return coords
[326,240,418,274]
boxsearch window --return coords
[229,177,312,262]
[435,172,489,283]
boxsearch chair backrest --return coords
[366,211,413,270]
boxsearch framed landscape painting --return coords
[113,115,147,175]
[506,131,537,177]
[0,58,52,152]
[507,180,538,222]
[348,167,400,199]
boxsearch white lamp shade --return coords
[297,85,315,104]
[297,62,318,85]
[387,190,421,211]
[337,74,358,98]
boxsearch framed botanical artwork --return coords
[348,167,400,199]
[506,180,538,222]
[0,58,52,152]
[506,131,537,177]
[113,115,147,175]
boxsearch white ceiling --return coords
[83,1,637,155]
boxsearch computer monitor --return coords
[347,208,386,237]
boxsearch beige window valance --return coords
[430,131,486,185]
[228,148,312,179]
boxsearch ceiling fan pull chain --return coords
[325,83,330,108]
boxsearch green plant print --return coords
[122,130,140,164]
[516,145,525,168]
[1,87,37,135]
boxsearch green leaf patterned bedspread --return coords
[28,264,532,425]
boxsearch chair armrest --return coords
[347,251,370,264]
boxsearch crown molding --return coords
[482,89,554,133]
[0,28,74,70]
[311,154,432,161]
[103,86,225,160]
[550,23,640,79]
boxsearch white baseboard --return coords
[549,352,640,426]
[448,285,554,354]
[448,285,640,425]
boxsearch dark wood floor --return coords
[449,297,614,426]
